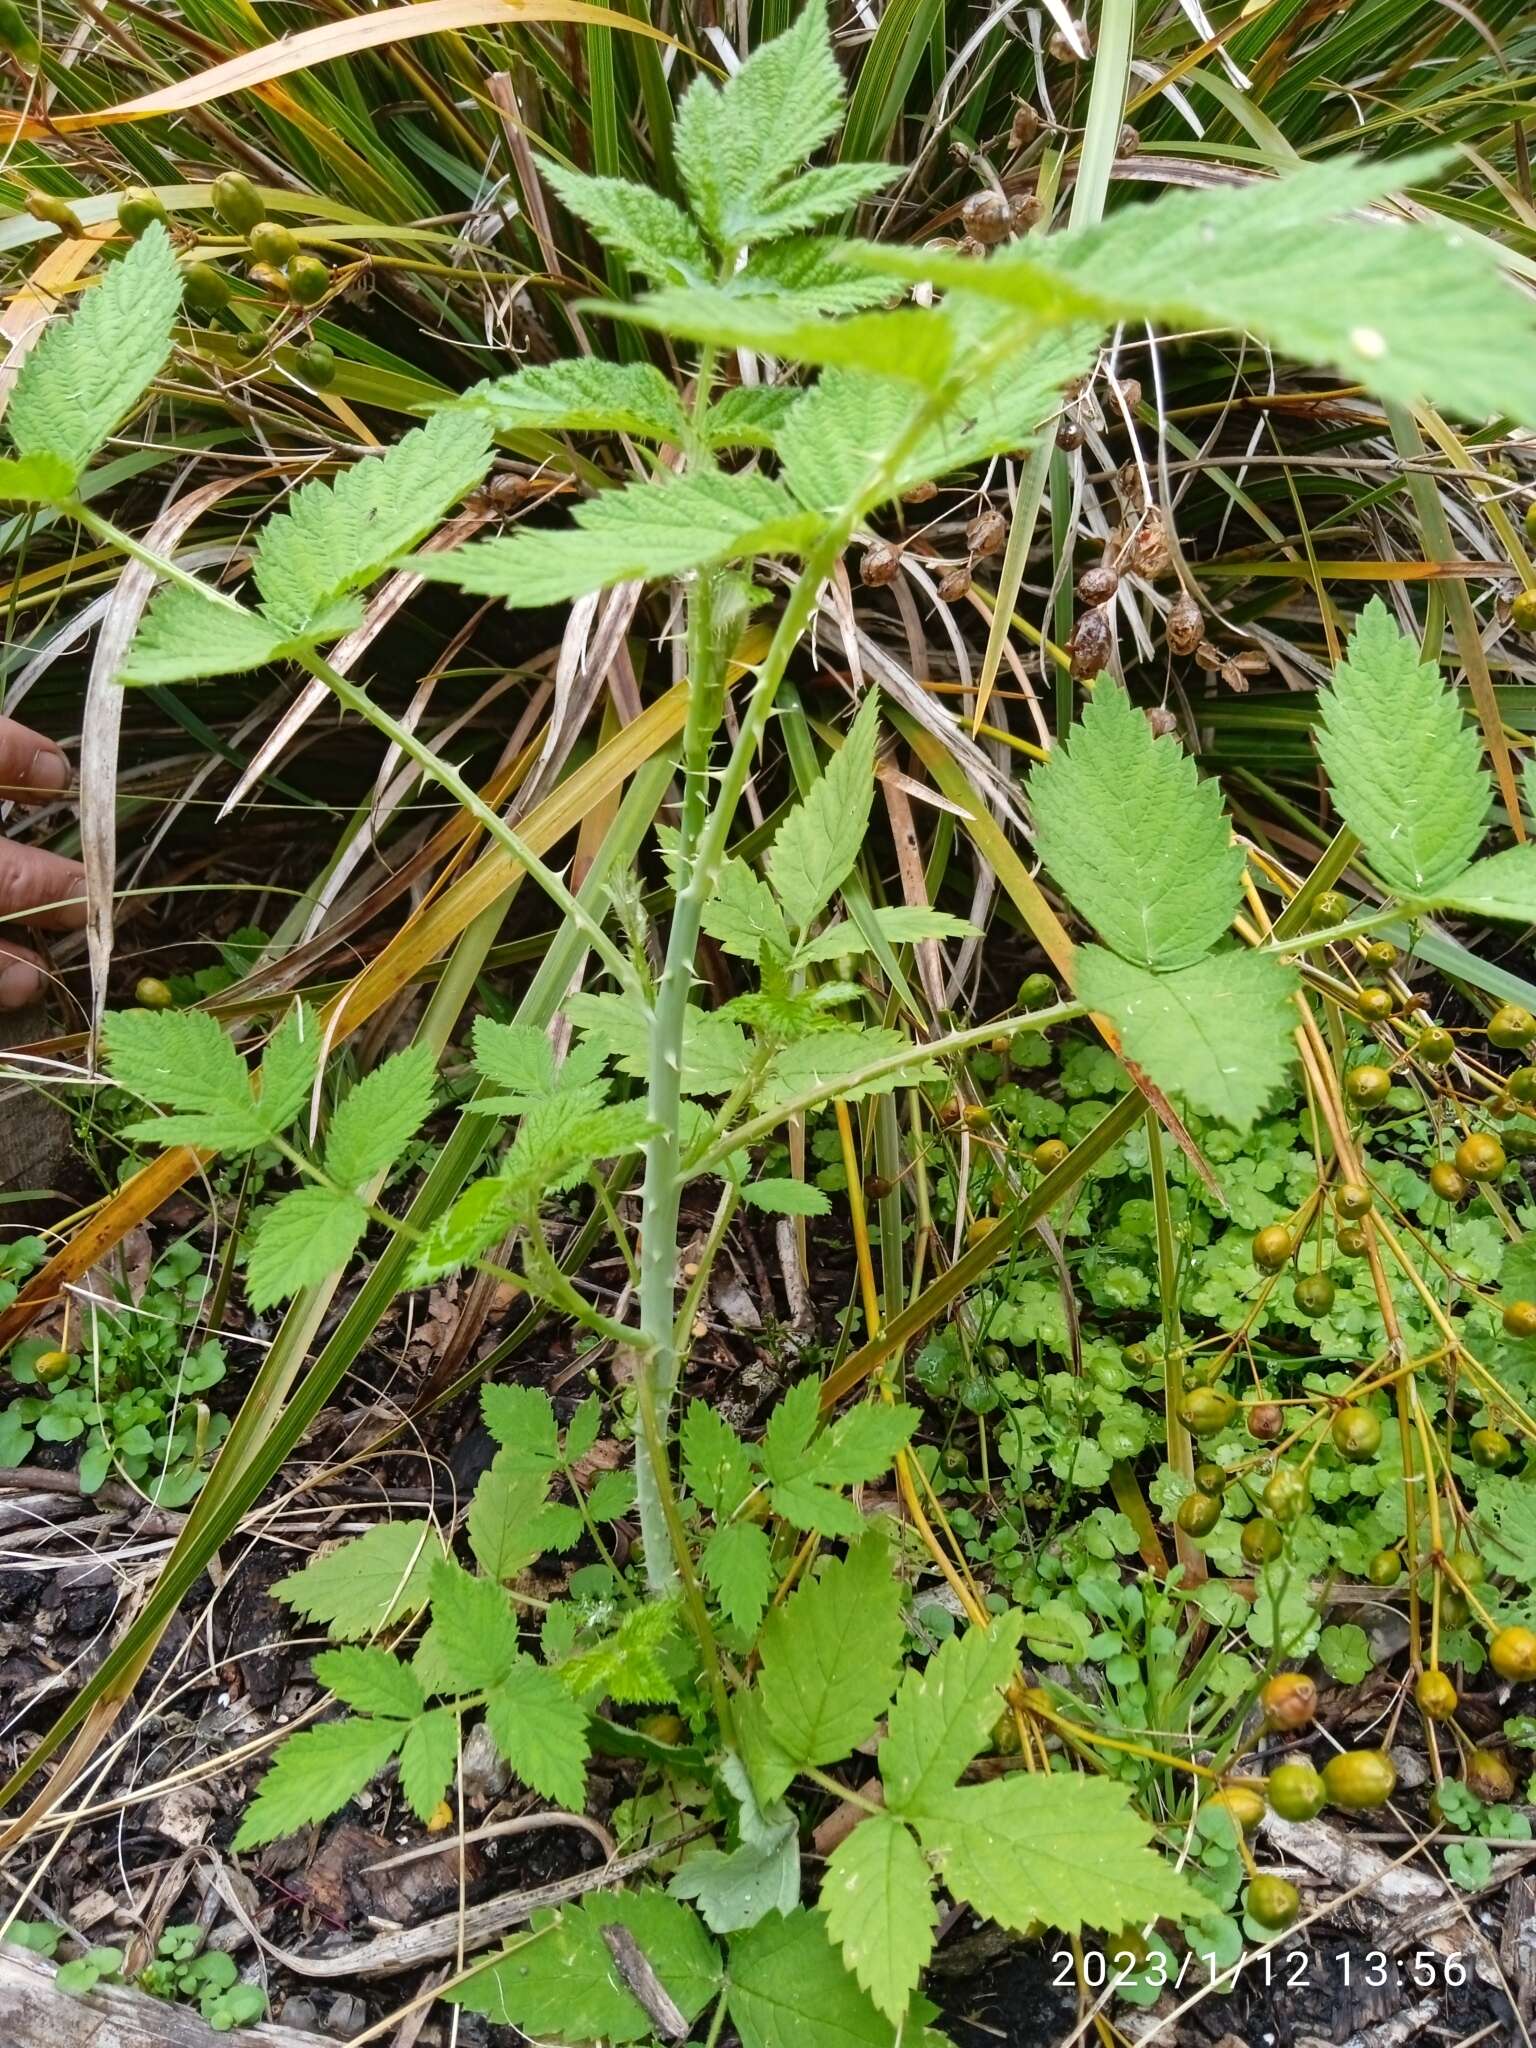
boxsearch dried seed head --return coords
[1131,512,1172,578]
[1069,606,1114,679]
[966,507,1008,558]
[903,478,938,506]
[1229,648,1271,676]
[1218,659,1251,694]
[1166,591,1204,654]
[937,563,973,602]
[859,540,902,587]
[1111,375,1142,414]
[1144,704,1179,737]
[1117,123,1141,156]
[1193,640,1225,671]
[1116,461,1146,511]
[1009,102,1042,150]
[958,235,988,259]
[1075,564,1119,605]
[962,190,1014,245]
[1010,190,1043,231]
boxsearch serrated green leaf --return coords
[470,1016,609,1112]
[323,1042,436,1188]
[234,1715,405,1849]
[0,450,79,503]
[275,1519,442,1640]
[1426,842,1536,921]
[728,1909,896,2048]
[703,1520,774,1633]
[771,691,882,932]
[802,907,981,961]
[1076,946,1298,1132]
[1315,599,1491,895]
[256,1003,323,1134]
[763,1387,917,1537]
[568,988,749,1096]
[779,332,1089,515]
[866,153,1536,425]
[482,1383,561,1466]
[312,1646,425,1720]
[469,1449,575,1580]
[757,1532,903,1767]
[404,1176,517,1286]
[821,1812,936,2021]
[429,1557,521,1692]
[757,1026,937,1109]
[559,1599,681,1705]
[675,0,846,250]
[704,386,799,450]
[500,1093,653,1211]
[416,469,818,606]
[702,855,793,961]
[741,1178,832,1217]
[6,225,181,482]
[451,1892,720,2039]
[912,1773,1203,1935]
[740,161,897,239]
[611,290,956,387]
[244,1185,369,1309]
[540,161,710,285]
[253,409,493,633]
[681,1400,755,1517]
[101,1008,268,1147]
[120,584,352,686]
[485,1659,590,1808]
[462,358,691,443]
[398,1708,459,1823]
[1030,678,1243,971]
[880,1613,1025,1814]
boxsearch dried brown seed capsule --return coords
[937,564,972,603]
[1111,375,1142,413]
[1465,1748,1516,1803]
[1144,705,1178,737]
[903,479,937,505]
[1068,607,1113,680]
[1047,21,1091,59]
[1009,191,1043,231]
[1117,123,1141,157]
[966,507,1008,558]
[1009,102,1042,149]
[961,190,1013,245]
[1075,564,1119,605]
[1193,640,1225,671]
[1247,1402,1284,1440]
[859,540,901,587]
[1166,592,1204,654]
[1132,513,1172,578]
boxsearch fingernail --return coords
[0,960,41,1008]
[26,746,69,794]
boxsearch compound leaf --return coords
[728,1908,896,2048]
[702,1520,774,1634]
[428,1557,522,1692]
[101,1008,267,1150]
[540,162,710,285]
[1426,842,1536,922]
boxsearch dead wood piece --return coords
[0,1939,330,2048]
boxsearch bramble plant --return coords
[7,2,1536,2038]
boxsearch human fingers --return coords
[0,718,70,807]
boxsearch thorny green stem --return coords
[70,502,249,609]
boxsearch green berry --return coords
[211,171,265,235]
